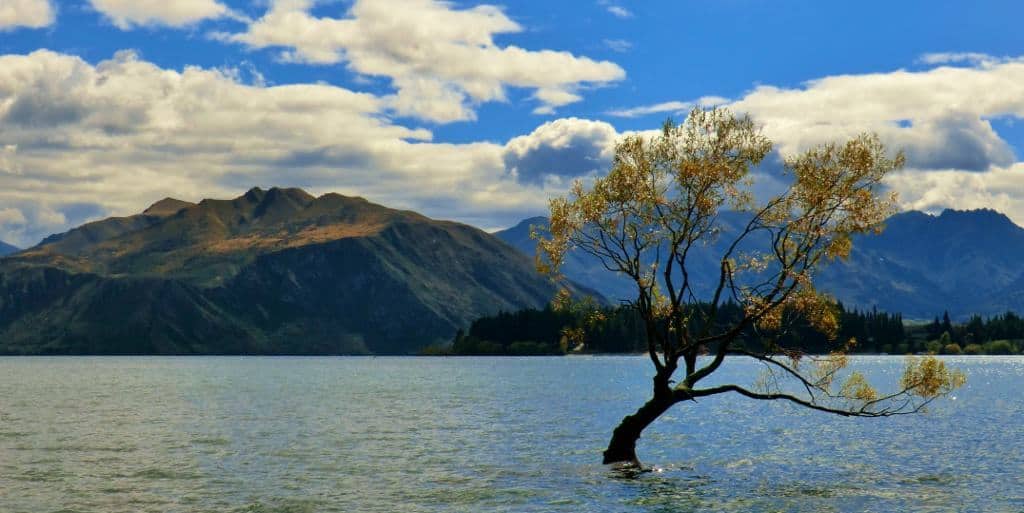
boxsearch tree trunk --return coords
[602,394,677,467]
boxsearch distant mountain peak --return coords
[233,186,317,211]
[267,186,314,201]
[18,186,443,285]
[242,186,266,203]
[0,240,19,257]
[318,191,368,203]
[515,216,549,228]
[250,187,315,220]
[143,198,196,217]
[0,188,570,355]
[938,208,1018,228]
[888,209,932,221]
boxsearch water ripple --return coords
[0,355,1020,512]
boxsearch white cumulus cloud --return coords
[0,49,580,246]
[0,207,26,227]
[611,59,1024,173]
[0,0,53,30]
[503,118,618,186]
[224,0,625,122]
[885,163,1024,222]
[89,0,230,29]
[614,56,1024,225]
[10,44,1024,246]
[728,61,1024,171]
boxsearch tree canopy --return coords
[535,108,965,467]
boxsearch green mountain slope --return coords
[0,188,569,354]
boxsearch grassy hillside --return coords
[0,187,571,354]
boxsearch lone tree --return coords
[536,108,965,468]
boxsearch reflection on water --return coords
[0,355,1021,512]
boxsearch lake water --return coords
[0,356,1021,512]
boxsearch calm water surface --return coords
[0,356,1021,512]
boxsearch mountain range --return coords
[0,240,18,256]
[3,189,1021,355]
[0,187,570,355]
[495,208,1024,321]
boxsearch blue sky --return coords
[1,0,1023,246]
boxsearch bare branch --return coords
[686,384,927,418]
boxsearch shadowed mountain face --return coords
[494,211,754,305]
[496,209,1024,320]
[818,208,1024,319]
[0,241,18,257]
[0,187,566,355]
[495,217,636,302]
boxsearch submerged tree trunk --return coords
[602,393,677,467]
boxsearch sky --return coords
[1,0,1023,247]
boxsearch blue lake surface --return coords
[0,355,1021,512]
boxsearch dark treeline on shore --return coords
[424,302,1024,356]
[924,311,1024,355]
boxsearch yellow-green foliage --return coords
[962,344,984,355]
[985,340,1016,355]
[942,343,963,355]
[535,107,964,419]
[901,356,966,398]
[839,371,879,402]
